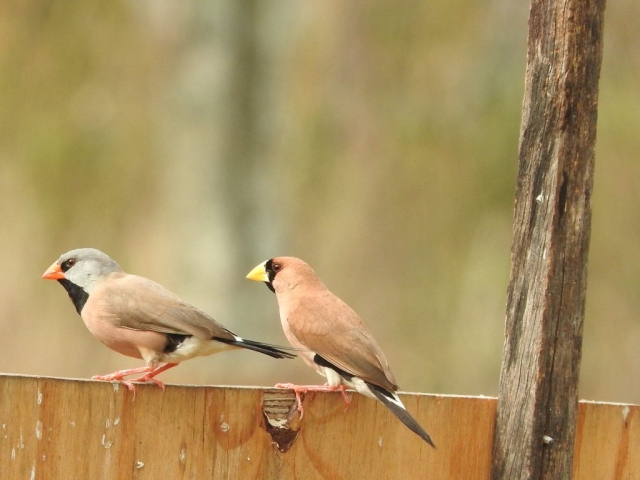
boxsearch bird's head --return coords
[246,257,323,295]
[42,248,122,293]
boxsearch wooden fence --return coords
[0,374,637,479]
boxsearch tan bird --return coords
[43,248,295,390]
[246,257,435,448]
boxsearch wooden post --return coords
[491,0,606,478]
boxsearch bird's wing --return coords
[95,273,236,341]
[287,292,398,391]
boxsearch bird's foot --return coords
[275,383,352,418]
[92,376,137,396]
[92,368,151,393]
[130,363,178,390]
[336,385,351,409]
[321,382,351,407]
[275,383,306,419]
[131,376,165,390]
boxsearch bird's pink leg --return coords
[275,383,352,419]
[335,384,351,407]
[131,363,179,390]
[275,383,306,418]
[92,366,151,392]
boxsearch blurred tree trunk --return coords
[219,0,276,333]
[491,0,605,478]
[222,0,260,258]
[155,0,277,333]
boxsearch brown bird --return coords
[246,257,435,448]
[43,248,295,390]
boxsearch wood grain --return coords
[1,376,637,479]
[0,375,490,479]
[491,0,605,477]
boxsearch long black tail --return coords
[215,336,297,359]
[366,382,436,449]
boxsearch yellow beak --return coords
[246,261,269,282]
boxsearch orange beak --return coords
[42,263,65,280]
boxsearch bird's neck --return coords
[57,279,89,315]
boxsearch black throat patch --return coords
[57,279,89,315]
[264,259,276,293]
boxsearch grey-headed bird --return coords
[43,248,295,390]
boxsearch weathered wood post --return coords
[491,0,606,478]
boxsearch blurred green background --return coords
[1,1,638,404]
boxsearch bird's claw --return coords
[92,374,137,396]
[275,383,306,419]
[337,385,351,409]
[132,376,165,390]
[275,382,351,416]
[91,364,173,395]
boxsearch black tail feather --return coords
[367,382,436,449]
[215,337,297,360]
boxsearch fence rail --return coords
[0,374,636,479]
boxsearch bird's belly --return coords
[159,337,235,363]
[90,326,160,360]
[318,367,374,398]
[81,313,164,361]
[341,376,377,399]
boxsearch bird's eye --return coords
[272,262,282,273]
[62,258,76,271]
